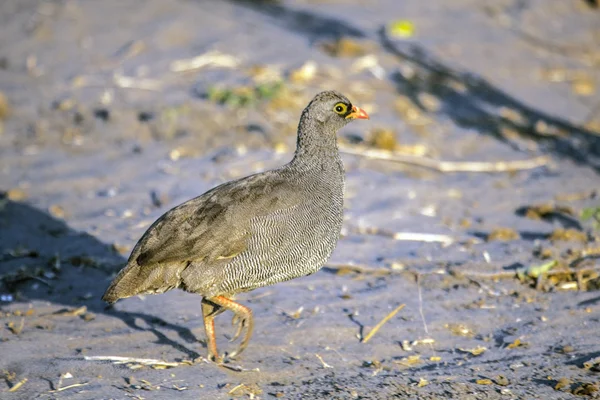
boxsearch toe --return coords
[230,318,246,342]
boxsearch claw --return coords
[203,296,254,360]
[229,313,253,359]
[207,351,223,364]
[230,316,246,342]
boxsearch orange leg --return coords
[201,299,221,362]
[203,295,254,360]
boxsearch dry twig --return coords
[362,304,406,343]
[349,225,473,245]
[340,145,551,173]
[315,353,334,369]
[8,378,27,392]
[49,382,89,393]
[112,73,162,91]
[452,265,600,281]
[71,74,162,92]
[54,306,87,316]
[325,262,397,276]
[170,51,239,72]
[395,232,454,244]
[84,355,180,367]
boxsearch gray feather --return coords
[102,90,352,303]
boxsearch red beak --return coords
[345,105,369,120]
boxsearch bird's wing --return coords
[130,171,299,267]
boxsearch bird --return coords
[102,91,369,362]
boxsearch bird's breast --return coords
[215,167,345,295]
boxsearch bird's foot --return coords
[227,312,253,359]
[203,296,254,360]
[230,314,246,343]
[203,352,224,364]
[192,355,212,364]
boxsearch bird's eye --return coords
[334,103,347,115]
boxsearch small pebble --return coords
[98,187,118,198]
[49,204,66,219]
[93,108,110,121]
[6,188,27,201]
[138,111,154,122]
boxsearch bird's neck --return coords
[291,112,341,169]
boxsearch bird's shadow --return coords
[199,0,600,173]
[0,198,201,360]
[219,0,366,43]
[110,310,203,360]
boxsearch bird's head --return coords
[304,90,369,132]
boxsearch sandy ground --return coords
[1,0,600,399]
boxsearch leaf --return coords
[458,346,487,356]
[388,20,415,39]
[517,260,557,280]
[581,206,600,221]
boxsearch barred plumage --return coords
[102,91,369,362]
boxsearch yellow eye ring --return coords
[334,103,347,115]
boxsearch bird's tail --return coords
[102,263,144,304]
[102,261,186,303]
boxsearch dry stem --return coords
[170,51,239,72]
[325,262,400,276]
[340,144,551,173]
[84,355,180,367]
[49,382,89,393]
[452,265,600,281]
[362,304,406,343]
[315,353,334,369]
[8,378,27,392]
